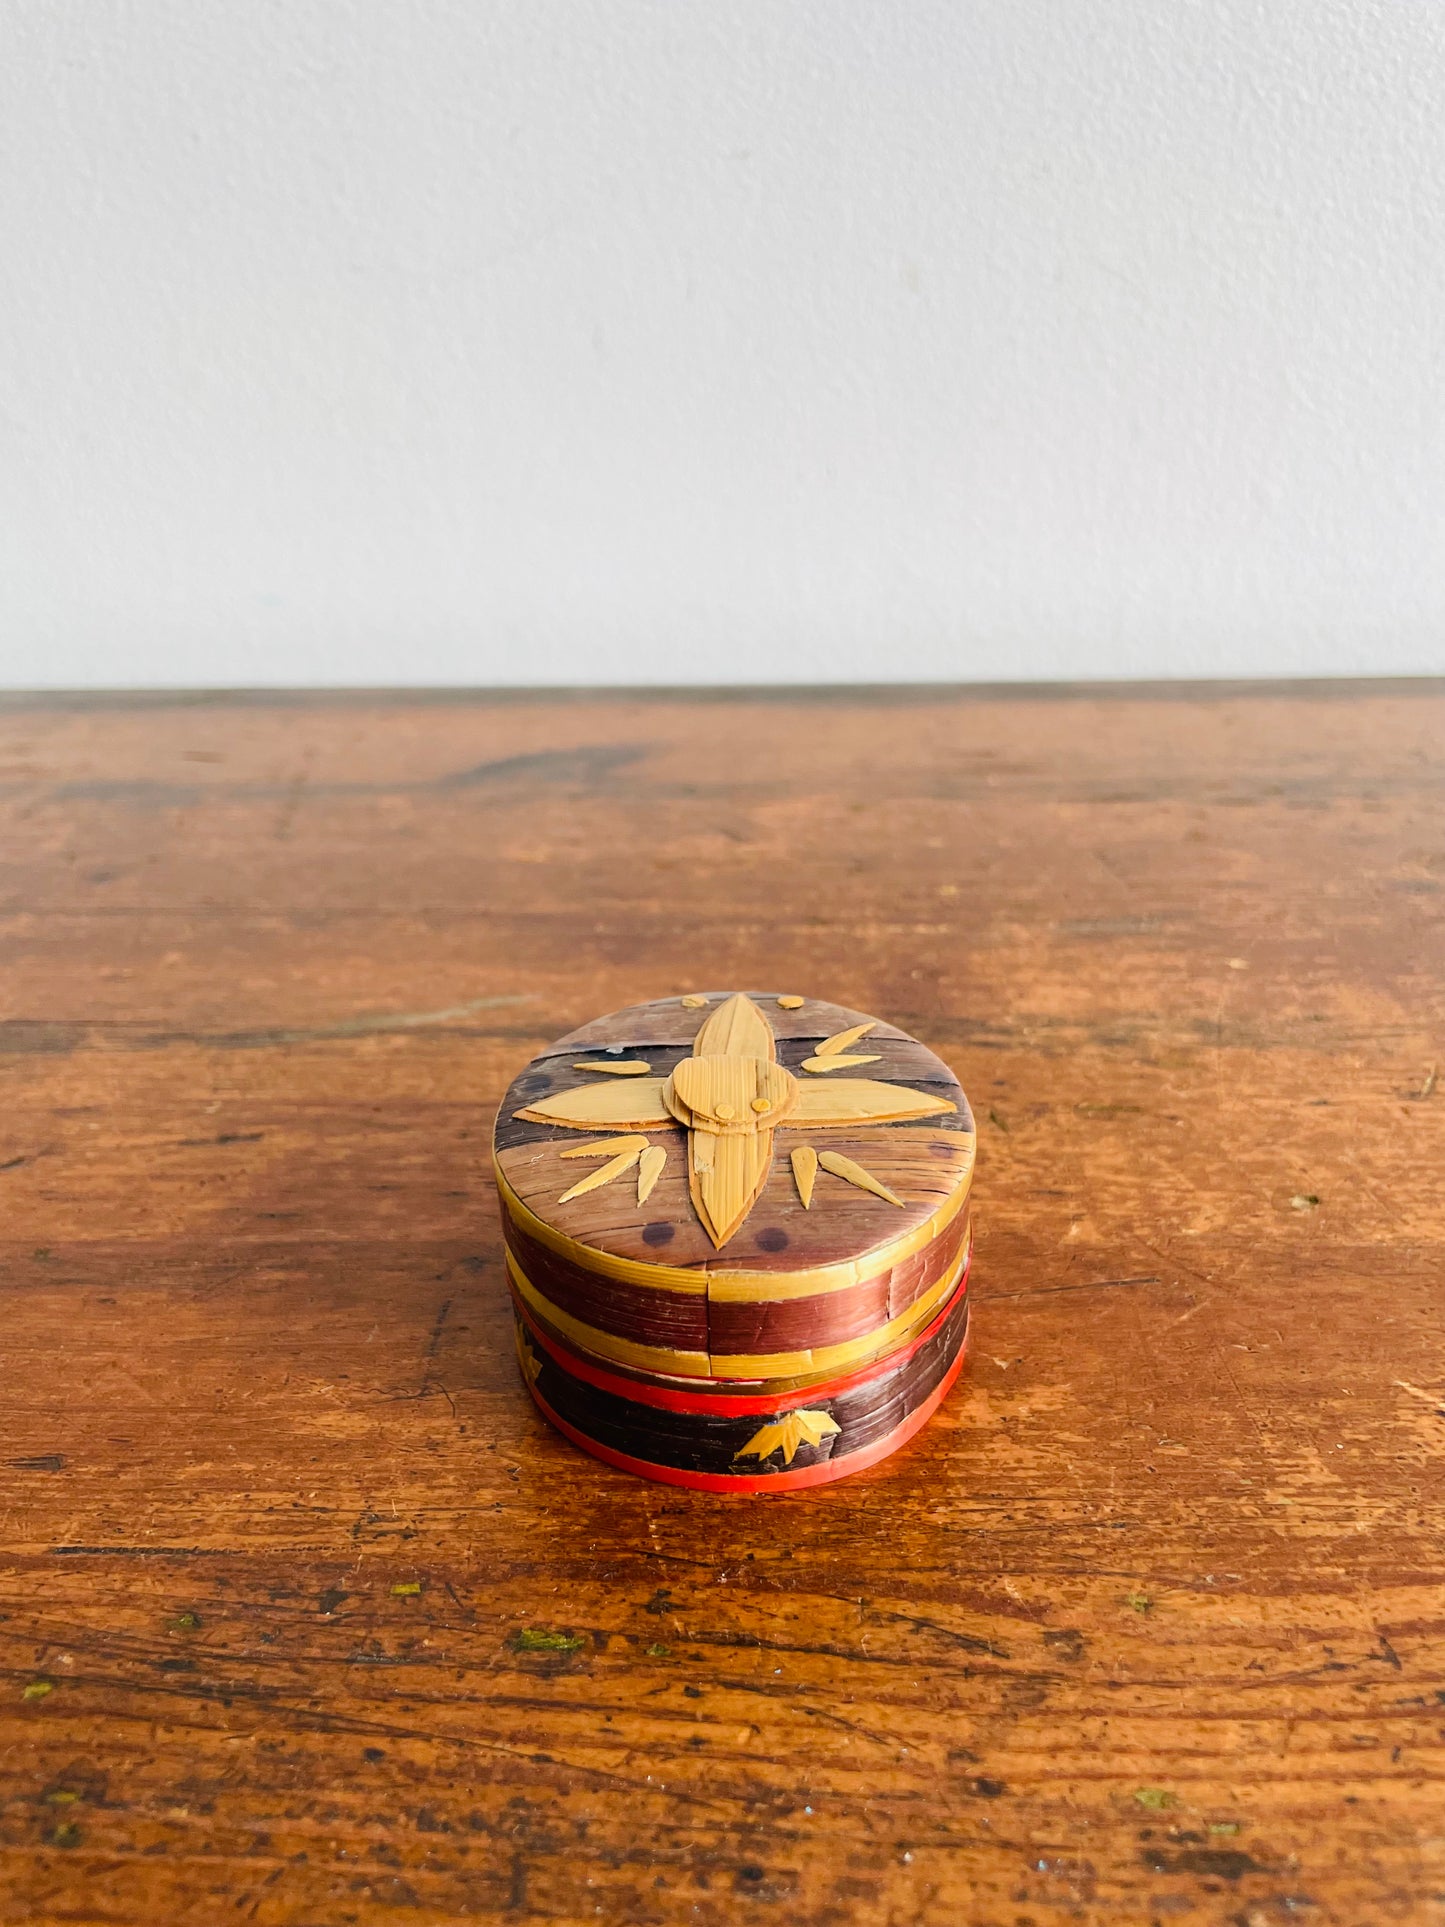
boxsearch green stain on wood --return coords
[391,1582,423,1597]
[510,1628,585,1653]
[1134,1788,1177,1810]
[22,1679,54,1701]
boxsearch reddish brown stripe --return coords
[503,1218,708,1353]
[704,1208,971,1357]
[504,1188,968,1347]
[513,1260,970,1416]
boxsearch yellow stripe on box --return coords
[505,1250,712,1376]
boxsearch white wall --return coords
[2,1,1442,688]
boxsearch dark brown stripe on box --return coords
[514,1277,970,1482]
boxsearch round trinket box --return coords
[493,992,974,1490]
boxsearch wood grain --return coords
[1,684,1443,1925]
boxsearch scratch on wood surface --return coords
[0,995,537,1056]
[29,742,652,808]
[1394,1380,1445,1417]
[50,1546,236,1558]
[422,1299,453,1368]
[1170,1296,1212,1326]
[269,995,538,1038]
[864,1607,1011,1660]
[982,1275,1160,1302]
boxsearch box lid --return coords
[493,991,974,1379]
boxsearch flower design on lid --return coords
[513,993,955,1249]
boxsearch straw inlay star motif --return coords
[513,993,955,1250]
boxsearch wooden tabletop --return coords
[3,684,1442,1926]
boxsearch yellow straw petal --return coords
[814,1021,876,1058]
[791,1079,954,1126]
[817,1150,904,1207]
[637,1144,667,1204]
[516,1078,673,1130]
[558,1135,649,1160]
[557,1145,642,1203]
[693,993,776,1061]
[790,1145,817,1208]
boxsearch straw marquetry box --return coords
[494,991,974,1490]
